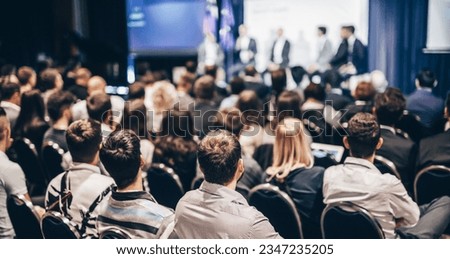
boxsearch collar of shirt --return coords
[112,189,156,202]
[343,157,380,172]
[380,125,396,135]
[0,101,20,111]
[418,87,433,93]
[354,100,367,106]
[0,150,8,160]
[69,162,101,175]
[199,181,248,205]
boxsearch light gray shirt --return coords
[323,157,420,239]
[0,101,20,130]
[0,151,28,239]
[172,181,282,239]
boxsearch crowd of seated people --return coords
[0,60,449,239]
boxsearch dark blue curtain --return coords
[369,0,450,98]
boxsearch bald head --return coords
[87,76,107,96]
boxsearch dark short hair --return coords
[40,68,60,91]
[197,130,242,185]
[271,69,287,96]
[66,119,102,164]
[318,26,327,34]
[244,66,257,77]
[291,66,307,86]
[160,109,195,140]
[1,83,20,101]
[47,91,75,122]
[128,82,146,100]
[185,61,197,74]
[100,129,141,189]
[375,88,406,126]
[347,113,381,158]
[236,90,263,126]
[304,82,326,102]
[87,93,112,122]
[277,90,302,122]
[17,66,35,85]
[322,69,342,89]
[416,69,436,88]
[355,81,376,101]
[205,65,218,78]
[214,108,243,137]
[0,107,7,141]
[194,75,215,99]
[342,25,355,34]
[230,76,245,95]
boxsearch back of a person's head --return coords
[236,90,262,125]
[160,109,194,140]
[87,76,107,95]
[152,81,176,112]
[128,81,146,100]
[205,65,218,79]
[17,66,36,86]
[304,82,326,102]
[123,99,148,138]
[87,93,111,122]
[214,107,243,137]
[416,69,436,88]
[40,68,60,91]
[269,117,313,180]
[271,69,287,96]
[343,25,355,34]
[277,90,302,121]
[100,129,141,189]
[346,113,380,158]
[318,26,327,35]
[139,72,155,86]
[185,61,197,74]
[244,66,257,77]
[1,64,16,77]
[1,83,20,101]
[194,75,215,100]
[354,81,376,101]
[177,73,195,88]
[322,69,341,89]
[230,76,245,95]
[291,66,307,86]
[14,90,46,133]
[375,87,406,126]
[66,119,102,164]
[47,91,75,122]
[197,130,241,185]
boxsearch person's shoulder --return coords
[1,158,23,175]
[420,130,449,146]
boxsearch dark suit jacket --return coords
[376,128,417,192]
[193,100,219,138]
[244,81,270,100]
[417,130,450,170]
[330,38,367,74]
[270,39,290,68]
[235,38,257,65]
[407,89,445,128]
[326,93,353,111]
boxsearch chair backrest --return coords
[395,110,424,141]
[100,228,130,239]
[321,201,385,239]
[7,194,43,239]
[9,138,47,195]
[147,163,184,209]
[42,141,65,181]
[248,183,303,239]
[374,155,401,180]
[41,211,80,239]
[414,165,450,205]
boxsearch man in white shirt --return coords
[235,25,257,66]
[0,83,21,130]
[323,112,450,238]
[270,28,290,69]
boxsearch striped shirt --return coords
[97,190,174,239]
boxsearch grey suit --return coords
[316,38,333,71]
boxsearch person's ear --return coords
[376,137,384,150]
[236,159,244,178]
[343,136,350,149]
[415,79,420,88]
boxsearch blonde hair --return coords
[266,118,314,182]
[152,81,176,113]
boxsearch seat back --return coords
[374,155,401,180]
[100,228,130,239]
[9,138,47,195]
[41,211,80,239]
[42,141,64,181]
[414,165,450,205]
[147,163,184,209]
[248,183,303,239]
[7,194,43,239]
[321,201,385,239]
[396,111,424,141]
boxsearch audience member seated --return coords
[0,108,38,239]
[417,94,450,169]
[323,113,450,238]
[122,99,154,172]
[0,83,21,130]
[342,81,375,122]
[236,90,264,156]
[40,68,64,105]
[87,93,114,136]
[13,90,49,150]
[175,73,195,111]
[71,76,124,123]
[243,66,270,100]
[374,88,416,192]
[153,110,197,192]
[302,82,325,111]
[192,75,219,137]
[97,130,174,238]
[45,119,115,238]
[323,69,353,111]
[204,65,228,106]
[17,66,37,94]
[407,69,444,129]
[147,81,177,134]
[43,91,75,152]
[265,118,325,238]
[171,130,281,239]
[220,76,245,110]
[127,81,146,102]
[67,68,91,101]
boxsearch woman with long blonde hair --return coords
[265,117,325,238]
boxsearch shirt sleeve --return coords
[250,209,283,239]
[388,178,420,227]
[3,163,28,197]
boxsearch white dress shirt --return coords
[238,36,251,64]
[347,35,356,53]
[273,38,286,65]
[323,157,420,239]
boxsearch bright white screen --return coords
[426,0,450,50]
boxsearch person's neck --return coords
[0,143,6,153]
[177,87,189,94]
[118,180,143,192]
[53,118,69,130]
[224,180,237,190]
[352,154,375,164]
